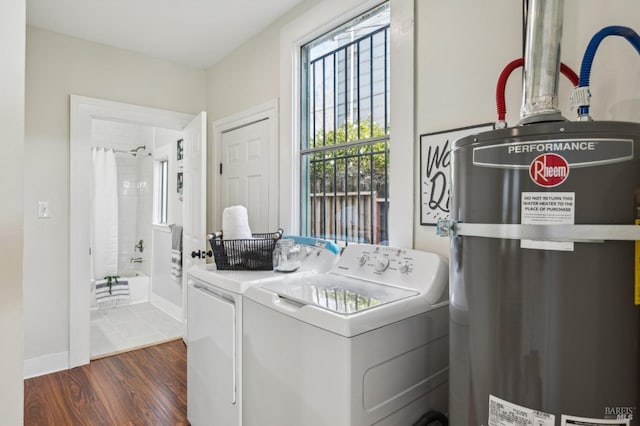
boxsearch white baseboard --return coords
[24,351,69,379]
[150,292,183,322]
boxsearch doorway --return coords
[88,119,183,359]
[70,96,206,368]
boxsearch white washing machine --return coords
[186,236,339,426]
[242,244,449,426]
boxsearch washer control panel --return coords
[332,244,446,291]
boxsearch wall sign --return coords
[420,123,493,225]
[177,138,184,162]
[177,171,183,201]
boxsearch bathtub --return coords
[91,271,151,309]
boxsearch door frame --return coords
[69,95,195,368]
[210,99,279,232]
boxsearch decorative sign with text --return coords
[420,123,493,225]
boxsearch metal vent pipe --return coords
[520,0,565,124]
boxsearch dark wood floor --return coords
[24,339,189,426]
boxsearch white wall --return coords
[151,228,182,317]
[413,0,640,257]
[136,155,154,275]
[1,1,25,423]
[562,1,639,122]
[24,26,206,362]
[151,127,184,315]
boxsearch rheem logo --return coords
[529,153,569,187]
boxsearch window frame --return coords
[299,13,391,244]
[279,0,414,247]
[154,158,169,225]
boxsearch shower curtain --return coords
[91,147,119,280]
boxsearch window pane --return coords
[301,2,389,245]
[160,160,168,224]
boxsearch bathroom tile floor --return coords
[90,302,183,359]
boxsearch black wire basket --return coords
[208,229,283,271]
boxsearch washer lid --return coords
[259,274,418,315]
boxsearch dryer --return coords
[242,243,449,426]
[186,236,339,426]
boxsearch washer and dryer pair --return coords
[186,236,340,426]
[187,239,449,426]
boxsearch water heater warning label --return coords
[521,192,575,251]
[488,395,555,426]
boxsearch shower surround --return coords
[92,119,154,278]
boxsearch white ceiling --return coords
[26,0,306,69]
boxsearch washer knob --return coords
[398,261,410,274]
[374,256,390,272]
[358,255,369,266]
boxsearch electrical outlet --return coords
[38,201,50,218]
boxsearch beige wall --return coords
[205,23,281,122]
[413,0,522,256]
[206,0,320,123]
[24,26,206,361]
[414,0,640,257]
[1,1,25,423]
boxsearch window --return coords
[300,2,390,244]
[157,159,168,224]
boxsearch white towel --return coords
[171,225,183,280]
[221,206,254,266]
[222,205,253,240]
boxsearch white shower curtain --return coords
[91,147,119,280]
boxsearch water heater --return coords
[448,120,640,425]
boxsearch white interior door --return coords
[182,111,207,321]
[220,118,271,232]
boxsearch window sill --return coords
[152,224,173,233]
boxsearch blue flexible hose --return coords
[578,26,640,116]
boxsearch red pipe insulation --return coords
[496,58,579,122]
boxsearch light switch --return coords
[38,201,50,218]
